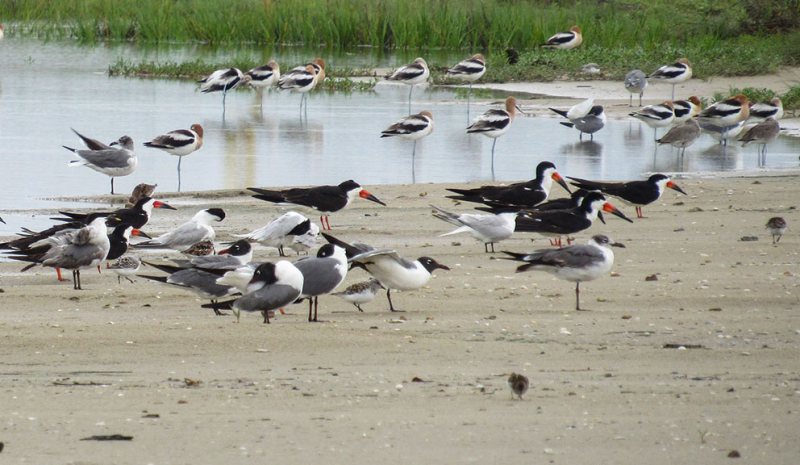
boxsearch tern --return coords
[235,211,319,257]
[134,208,225,250]
[430,204,519,253]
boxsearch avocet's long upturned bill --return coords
[144,124,204,191]
[624,69,647,107]
[503,234,624,311]
[447,53,486,119]
[542,25,583,49]
[629,101,675,140]
[387,57,430,113]
[134,208,226,250]
[431,205,518,253]
[657,119,701,156]
[235,211,319,257]
[381,110,434,158]
[63,130,137,195]
[649,58,692,99]
[568,173,687,218]
[248,180,386,231]
[467,96,524,174]
[199,68,252,109]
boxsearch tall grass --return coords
[3,0,796,49]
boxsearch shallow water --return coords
[1,39,799,234]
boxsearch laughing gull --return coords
[503,234,624,311]
[568,174,687,219]
[387,57,430,113]
[322,233,449,312]
[332,278,384,312]
[140,261,238,316]
[134,208,225,250]
[63,130,137,195]
[766,217,787,244]
[293,243,348,322]
[431,204,518,253]
[248,180,386,231]
[235,211,319,256]
[648,58,692,100]
[144,124,204,191]
[508,373,529,400]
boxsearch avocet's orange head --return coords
[190,123,204,138]
[570,25,581,33]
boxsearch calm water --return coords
[1,38,799,234]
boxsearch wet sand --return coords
[1,173,799,464]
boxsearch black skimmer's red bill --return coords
[514,191,632,247]
[466,96,524,175]
[447,53,486,120]
[550,98,606,141]
[63,130,137,195]
[247,180,386,231]
[292,243,348,322]
[245,59,281,109]
[332,278,384,312]
[144,124,204,192]
[749,97,783,121]
[235,211,319,257]
[672,96,703,123]
[140,261,239,316]
[107,255,141,284]
[321,233,449,312]
[739,117,780,166]
[205,261,304,323]
[134,208,225,250]
[766,217,787,245]
[648,58,692,100]
[387,57,430,113]
[430,205,519,253]
[624,69,647,107]
[568,173,687,219]
[446,161,571,209]
[542,25,583,49]
[199,67,252,110]
[5,217,110,290]
[503,234,624,311]
[278,63,319,117]
[54,196,175,230]
[381,110,434,158]
[629,101,675,140]
[508,373,529,400]
[657,119,701,157]
[696,94,751,141]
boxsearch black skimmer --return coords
[624,69,647,107]
[648,58,692,100]
[629,101,675,140]
[430,205,519,253]
[248,180,386,231]
[695,94,750,141]
[739,117,780,166]
[332,278,384,312]
[766,217,787,244]
[6,217,110,290]
[134,208,225,250]
[542,25,583,49]
[63,130,137,195]
[466,96,524,176]
[513,191,632,247]
[503,234,624,310]
[381,111,434,158]
[550,98,606,140]
[144,124,204,191]
[672,96,703,124]
[657,119,701,156]
[322,233,449,312]
[567,173,687,219]
[446,161,571,209]
[387,57,430,113]
[245,59,280,109]
[749,97,783,121]
[292,243,348,322]
[478,189,595,216]
[108,255,142,284]
[235,211,319,257]
[140,262,239,316]
[204,261,304,323]
[447,53,486,120]
[54,196,176,229]
[508,373,529,400]
[278,63,319,117]
[199,67,252,111]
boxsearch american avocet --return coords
[447,53,486,119]
[550,98,605,140]
[332,279,384,312]
[247,180,386,231]
[657,119,700,156]
[696,94,750,141]
[245,59,280,108]
[568,173,687,219]
[430,205,519,253]
[0,24,4,40]
[63,130,137,195]
[542,25,583,49]
[698,120,745,147]
[135,208,226,250]
[503,234,624,311]
[380,110,434,158]
[649,58,692,100]
[739,117,780,166]
[624,69,647,107]
[199,68,252,111]
[672,96,702,124]
[278,64,318,117]
[766,217,787,244]
[466,96,524,176]
[629,101,675,140]
[749,97,784,121]
[387,57,430,113]
[143,124,204,192]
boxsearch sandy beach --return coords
[1,171,799,464]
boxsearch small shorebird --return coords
[431,204,519,253]
[629,101,675,140]
[503,234,624,311]
[292,244,348,322]
[624,70,647,107]
[542,25,583,49]
[467,96,524,176]
[175,239,253,271]
[108,255,142,284]
[126,182,157,208]
[766,217,787,244]
[332,278,384,312]
[696,94,751,142]
[381,110,434,159]
[199,68,252,111]
[182,240,216,257]
[672,96,703,124]
[447,53,486,119]
[143,124,204,191]
[63,130,137,195]
[657,119,701,156]
[568,173,687,219]
[387,57,430,113]
[245,59,280,108]
[749,97,783,121]
[649,58,692,100]
[278,64,319,117]
[134,208,226,250]
[235,211,319,257]
[550,99,606,140]
[248,180,386,231]
[739,117,780,166]
[508,373,529,400]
